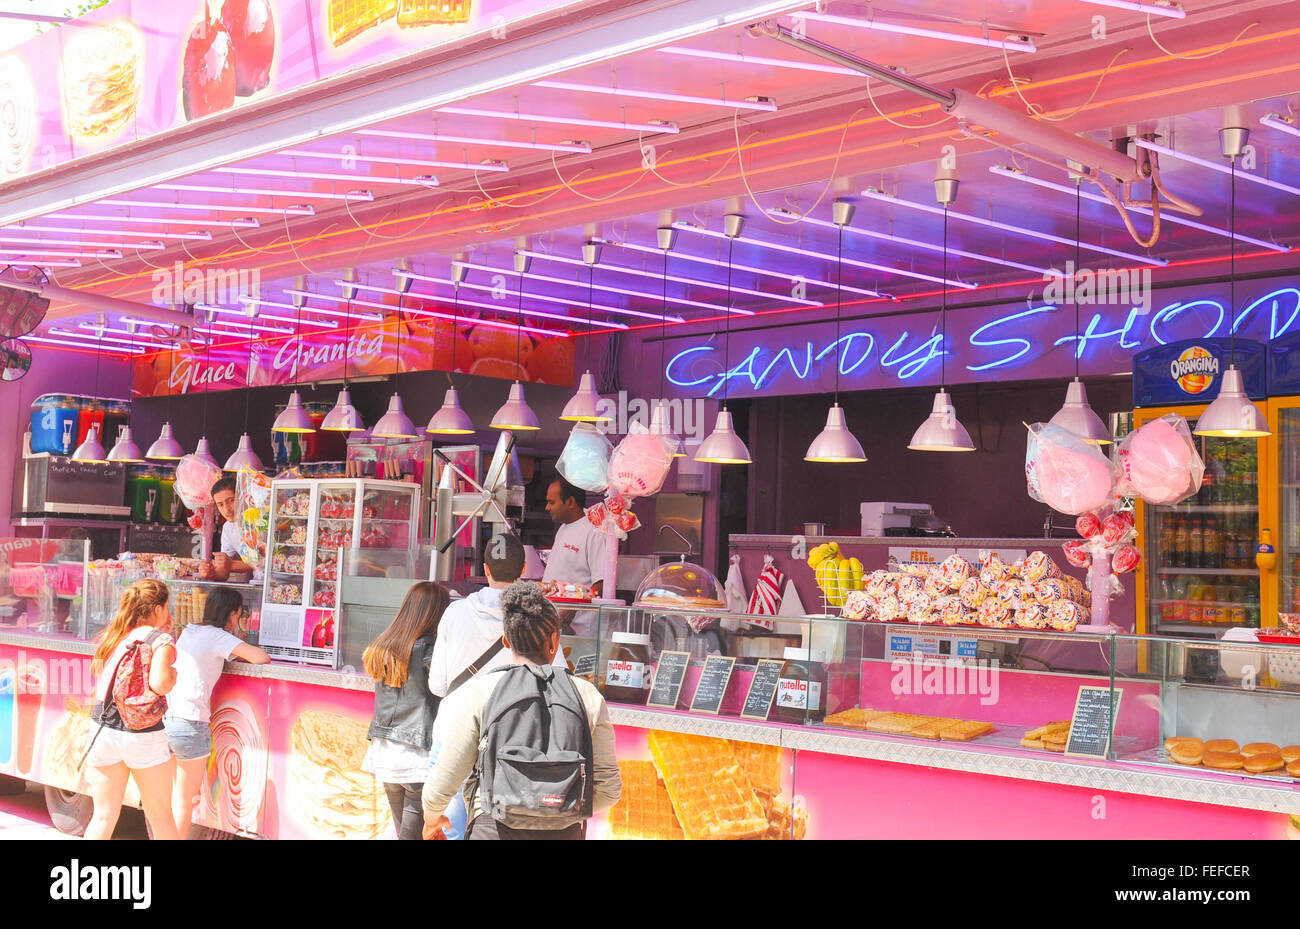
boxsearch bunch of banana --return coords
[806,542,838,568]
[808,544,864,608]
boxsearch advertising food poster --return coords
[0,0,585,183]
[194,674,272,835]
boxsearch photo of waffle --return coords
[823,706,995,742]
[327,0,473,46]
[607,761,684,840]
[396,0,472,29]
[61,21,143,142]
[201,700,268,834]
[0,54,37,178]
[288,709,389,839]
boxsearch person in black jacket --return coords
[362,581,450,840]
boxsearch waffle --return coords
[732,741,783,798]
[1025,720,1071,741]
[397,0,472,28]
[939,720,995,742]
[607,761,682,840]
[762,796,809,840]
[908,717,963,740]
[823,707,889,730]
[647,731,768,840]
[327,0,399,46]
[866,712,930,734]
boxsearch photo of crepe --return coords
[326,0,399,46]
[201,700,268,835]
[61,21,143,141]
[396,0,472,28]
[288,709,389,839]
[0,54,37,178]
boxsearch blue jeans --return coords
[427,740,468,841]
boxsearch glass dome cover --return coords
[634,559,727,610]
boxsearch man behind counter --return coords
[199,477,254,582]
[543,477,605,634]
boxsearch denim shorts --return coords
[163,717,212,761]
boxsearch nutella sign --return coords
[776,677,822,711]
[605,659,645,689]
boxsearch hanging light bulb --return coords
[146,422,185,460]
[1195,126,1270,439]
[106,425,145,463]
[806,199,867,463]
[428,264,476,435]
[491,253,542,431]
[909,177,976,452]
[272,389,315,433]
[649,399,684,457]
[321,279,366,432]
[1050,377,1112,444]
[72,423,107,462]
[192,436,221,470]
[223,434,264,472]
[697,214,752,464]
[372,394,419,439]
[560,244,614,423]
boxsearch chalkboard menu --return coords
[1065,686,1123,759]
[689,655,736,715]
[572,654,597,680]
[740,659,784,721]
[646,651,691,709]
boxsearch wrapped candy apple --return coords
[1075,512,1102,539]
[1061,539,1092,569]
[1112,544,1142,574]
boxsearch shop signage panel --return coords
[1132,338,1266,407]
[688,655,735,715]
[739,658,783,721]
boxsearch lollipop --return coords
[1075,513,1102,539]
[585,503,607,528]
[1101,514,1134,547]
[1061,539,1092,569]
[1112,544,1142,574]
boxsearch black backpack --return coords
[471,664,594,830]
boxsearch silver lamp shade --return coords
[426,386,475,435]
[320,388,365,432]
[272,390,316,433]
[908,390,976,452]
[371,394,419,439]
[192,436,221,470]
[1049,378,1112,445]
[805,404,867,462]
[649,399,684,458]
[490,381,541,431]
[146,422,185,461]
[223,434,264,472]
[71,424,107,463]
[105,425,145,463]
[695,409,751,464]
[1193,366,1270,437]
[559,371,612,423]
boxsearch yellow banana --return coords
[816,558,838,601]
[836,560,855,605]
[807,543,832,569]
[849,557,864,590]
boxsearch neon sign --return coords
[662,284,1300,397]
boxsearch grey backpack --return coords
[472,663,594,830]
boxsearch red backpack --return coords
[110,628,169,730]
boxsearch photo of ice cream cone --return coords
[0,669,14,768]
[15,662,46,775]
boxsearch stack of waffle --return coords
[823,707,995,742]
[328,0,473,46]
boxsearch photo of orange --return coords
[526,336,575,386]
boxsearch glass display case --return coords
[0,538,88,639]
[260,478,420,666]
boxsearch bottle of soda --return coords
[1199,471,1213,505]
[1172,515,1188,568]
[1189,515,1205,569]
[1205,515,1220,568]
[1241,469,1257,507]
[1228,585,1247,626]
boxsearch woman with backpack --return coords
[166,586,270,838]
[85,579,180,840]
[362,581,450,840]
[421,581,621,840]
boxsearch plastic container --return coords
[75,397,105,448]
[102,400,131,448]
[29,394,80,455]
[157,470,179,525]
[601,632,651,704]
[774,647,828,725]
[633,560,727,610]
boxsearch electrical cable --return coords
[550,150,648,202]
[1145,16,1258,60]
[865,77,949,129]
[1000,46,1131,122]
[737,107,865,223]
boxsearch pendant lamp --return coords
[321,282,365,433]
[649,399,684,458]
[1196,126,1270,438]
[1049,183,1112,444]
[909,178,975,452]
[806,200,867,462]
[371,285,419,439]
[652,227,685,457]
[696,214,752,464]
[427,263,475,435]
[106,425,144,463]
[148,342,185,460]
[225,313,265,471]
[73,318,109,462]
[192,436,221,470]
[490,253,541,431]
[272,293,317,435]
[560,244,613,423]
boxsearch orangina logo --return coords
[1169,345,1220,394]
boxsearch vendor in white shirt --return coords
[198,477,254,583]
[542,477,606,635]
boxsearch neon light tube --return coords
[357,129,591,153]
[51,213,259,228]
[343,295,569,338]
[987,166,1288,252]
[8,259,82,268]
[0,235,164,250]
[269,294,386,323]
[101,199,316,217]
[1261,113,1300,139]
[790,11,1037,52]
[533,81,777,111]
[1076,0,1185,19]
[342,280,630,329]
[612,240,889,299]
[859,188,1168,265]
[768,208,1058,276]
[57,327,154,349]
[24,335,144,354]
[159,183,375,201]
[384,275,651,324]
[202,304,337,329]
[659,46,860,76]
[215,167,443,186]
[196,318,293,335]
[0,247,121,258]
[1133,139,1300,199]
[278,149,510,173]
[450,260,754,315]
[74,323,174,341]
[673,221,976,289]
[516,248,823,306]
[438,106,678,135]
[23,223,213,241]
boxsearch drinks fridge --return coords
[1132,338,1272,636]
[1266,332,1300,626]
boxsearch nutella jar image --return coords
[775,647,828,725]
[602,632,651,705]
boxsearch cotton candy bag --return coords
[1025,422,1117,515]
[175,453,223,510]
[556,423,612,493]
[608,423,674,498]
[1114,414,1204,506]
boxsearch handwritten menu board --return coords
[689,656,737,715]
[740,659,784,721]
[572,654,597,680]
[1065,686,1123,759]
[646,651,691,709]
